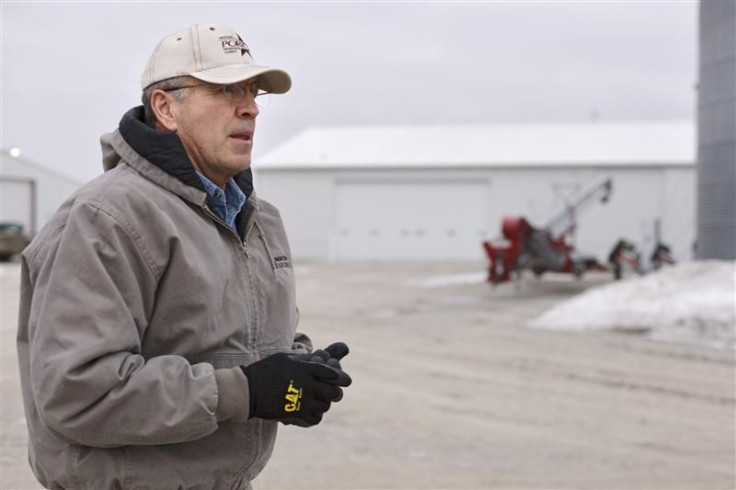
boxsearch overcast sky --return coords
[2,1,697,183]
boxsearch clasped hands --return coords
[243,342,352,427]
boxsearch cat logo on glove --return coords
[284,380,302,412]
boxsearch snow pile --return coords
[529,261,736,349]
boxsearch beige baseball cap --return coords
[141,24,291,94]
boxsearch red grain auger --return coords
[483,176,613,286]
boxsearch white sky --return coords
[1,1,697,183]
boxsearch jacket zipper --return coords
[202,204,249,256]
[203,203,259,352]
[254,221,277,274]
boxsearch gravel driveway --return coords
[2,261,734,489]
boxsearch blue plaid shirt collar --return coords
[196,172,247,231]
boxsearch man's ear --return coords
[150,90,179,131]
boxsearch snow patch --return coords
[529,261,736,349]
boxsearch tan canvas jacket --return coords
[16,111,310,490]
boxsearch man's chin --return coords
[227,152,252,170]
[231,159,252,174]
[239,157,252,170]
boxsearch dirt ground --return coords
[1,261,734,490]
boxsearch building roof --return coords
[257,120,695,170]
[1,148,81,185]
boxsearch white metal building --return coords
[254,121,695,262]
[1,148,81,237]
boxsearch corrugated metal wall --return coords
[697,0,736,259]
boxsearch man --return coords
[16,24,351,490]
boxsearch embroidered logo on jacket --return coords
[284,380,302,412]
[274,256,291,269]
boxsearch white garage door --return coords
[331,180,491,260]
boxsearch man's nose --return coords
[236,95,259,118]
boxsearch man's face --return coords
[166,78,261,187]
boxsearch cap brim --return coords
[190,64,291,94]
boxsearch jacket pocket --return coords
[69,443,128,489]
[124,353,264,489]
[188,352,257,368]
[125,418,261,489]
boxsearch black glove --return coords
[302,342,351,400]
[314,342,350,365]
[243,352,351,427]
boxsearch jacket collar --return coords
[100,106,255,206]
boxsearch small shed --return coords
[1,148,81,237]
[254,121,695,262]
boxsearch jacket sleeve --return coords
[26,201,219,448]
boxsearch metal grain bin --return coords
[697,0,736,259]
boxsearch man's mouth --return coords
[230,131,253,142]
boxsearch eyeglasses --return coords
[162,80,270,104]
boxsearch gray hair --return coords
[141,76,193,128]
